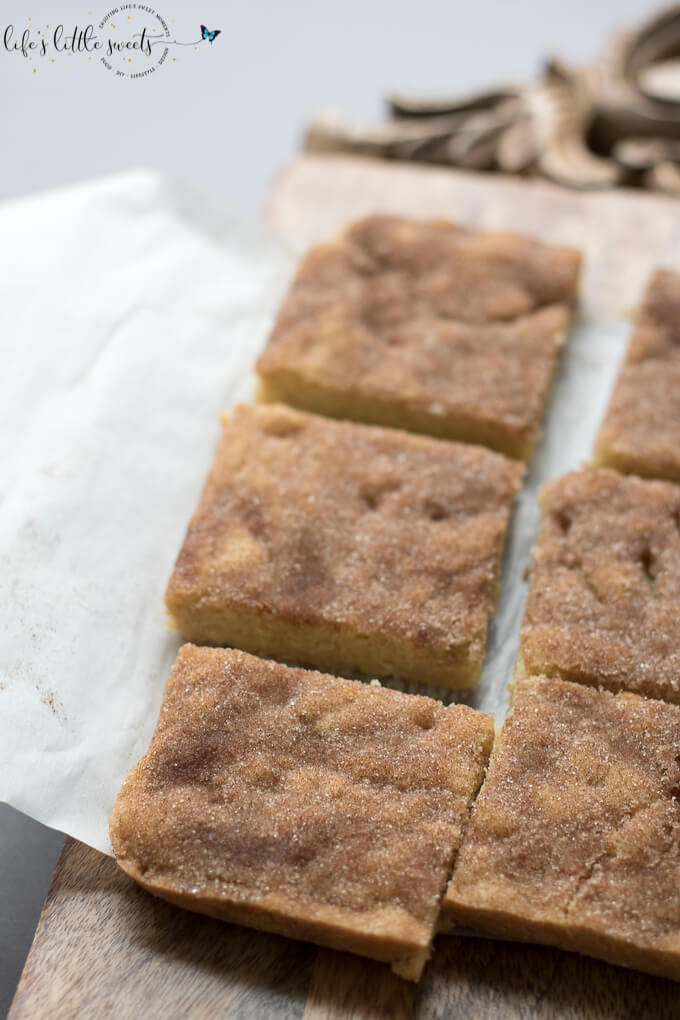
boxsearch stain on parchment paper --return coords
[32,682,67,722]
[5,659,68,722]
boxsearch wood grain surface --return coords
[10,839,680,1019]
[10,156,680,1018]
[266,155,680,321]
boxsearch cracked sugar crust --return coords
[595,269,680,482]
[165,404,523,688]
[256,216,581,461]
[110,645,495,973]
[521,467,680,704]
[443,674,680,981]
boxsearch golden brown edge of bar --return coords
[592,445,680,486]
[256,375,539,462]
[163,600,485,691]
[440,899,680,984]
[113,852,431,974]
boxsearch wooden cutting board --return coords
[10,839,680,1019]
[9,156,680,1019]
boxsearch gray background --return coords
[0,0,658,1013]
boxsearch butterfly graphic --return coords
[201,25,221,43]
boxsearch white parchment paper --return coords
[0,171,293,852]
[0,170,629,854]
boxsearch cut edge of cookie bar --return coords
[440,672,680,982]
[593,446,680,486]
[110,645,496,980]
[257,373,542,463]
[114,851,434,979]
[164,595,487,690]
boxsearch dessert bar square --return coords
[595,269,680,483]
[110,645,495,979]
[164,403,523,689]
[520,467,680,704]
[256,216,581,461]
[443,674,680,981]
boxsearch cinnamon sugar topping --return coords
[165,404,522,688]
[443,673,680,981]
[521,467,680,703]
[257,215,581,460]
[110,645,494,976]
